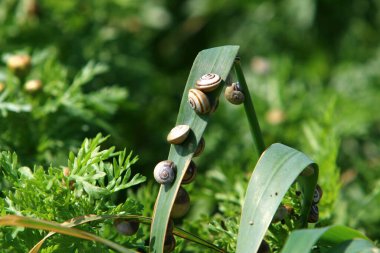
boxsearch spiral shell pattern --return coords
[308,204,319,223]
[313,184,323,204]
[188,88,211,114]
[154,160,176,184]
[195,73,222,92]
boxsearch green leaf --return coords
[281,225,376,253]
[236,143,318,253]
[0,215,136,253]
[149,45,240,253]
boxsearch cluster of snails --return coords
[187,73,244,114]
[151,121,206,251]
[308,184,323,223]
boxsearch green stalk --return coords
[233,59,266,155]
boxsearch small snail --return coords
[224,82,245,105]
[181,160,197,185]
[271,205,288,223]
[308,204,319,223]
[170,186,190,218]
[154,160,176,184]
[193,137,205,157]
[301,166,314,176]
[195,73,222,92]
[164,234,176,253]
[114,219,140,236]
[188,88,211,114]
[167,125,190,145]
[313,184,323,204]
[258,240,271,253]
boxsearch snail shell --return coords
[301,166,314,176]
[167,125,190,145]
[170,186,190,218]
[195,73,222,92]
[308,204,319,223]
[154,160,176,184]
[188,88,211,114]
[181,160,197,185]
[114,219,140,236]
[313,184,323,204]
[272,205,288,223]
[224,82,244,105]
[193,137,205,157]
[164,234,176,253]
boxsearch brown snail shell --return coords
[181,160,197,185]
[167,125,190,145]
[193,137,205,157]
[272,205,288,223]
[114,219,140,236]
[313,184,323,204]
[170,186,190,218]
[224,82,244,105]
[164,234,176,253]
[154,160,176,184]
[308,204,319,223]
[195,73,222,92]
[188,88,211,114]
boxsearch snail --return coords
[308,204,319,223]
[301,166,314,176]
[313,184,323,204]
[258,240,271,253]
[193,137,205,157]
[114,219,140,236]
[181,160,197,185]
[271,205,288,223]
[154,160,176,184]
[170,186,190,218]
[166,219,174,235]
[167,125,190,145]
[164,234,176,253]
[224,82,244,105]
[195,73,222,92]
[188,88,211,114]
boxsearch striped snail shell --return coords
[307,204,319,223]
[181,160,197,185]
[193,137,205,157]
[224,82,244,105]
[313,184,323,204]
[188,88,211,114]
[170,186,190,218]
[154,160,176,184]
[167,125,190,145]
[195,73,222,92]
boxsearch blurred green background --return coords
[1,0,380,243]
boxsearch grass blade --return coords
[281,225,374,253]
[329,239,377,253]
[236,143,318,253]
[0,215,136,253]
[149,45,240,253]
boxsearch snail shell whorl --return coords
[181,160,197,185]
[193,137,205,157]
[313,184,323,204]
[308,204,319,223]
[154,160,176,184]
[195,73,221,92]
[224,82,245,105]
[188,88,211,114]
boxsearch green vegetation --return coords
[1,0,380,252]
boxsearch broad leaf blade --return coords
[236,143,318,253]
[281,225,375,253]
[149,45,240,253]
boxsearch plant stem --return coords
[233,59,266,155]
